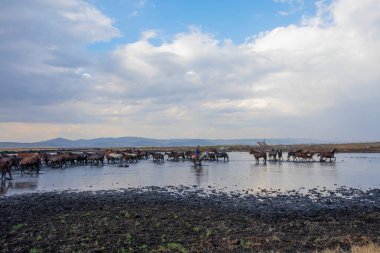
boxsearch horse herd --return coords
[249,148,338,164]
[0,149,230,180]
[0,147,337,180]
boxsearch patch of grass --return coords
[205,229,213,239]
[317,242,380,253]
[139,244,148,250]
[11,223,25,232]
[159,242,188,253]
[121,210,130,218]
[239,238,253,249]
[192,226,201,232]
[126,233,134,244]
[30,249,40,253]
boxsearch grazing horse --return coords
[318,148,337,162]
[268,149,277,161]
[0,158,12,180]
[213,151,229,162]
[249,150,267,163]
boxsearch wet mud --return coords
[1,186,379,252]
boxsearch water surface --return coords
[2,152,380,196]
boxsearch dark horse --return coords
[165,151,185,161]
[287,150,300,161]
[268,148,277,161]
[318,148,337,162]
[249,150,267,164]
[0,157,12,180]
[213,150,229,162]
[151,152,164,162]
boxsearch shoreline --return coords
[1,141,380,154]
[1,186,379,252]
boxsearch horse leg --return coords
[7,169,12,180]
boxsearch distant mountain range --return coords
[0,137,319,149]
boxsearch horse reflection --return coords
[191,165,208,187]
[0,180,10,196]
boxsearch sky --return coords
[0,0,379,142]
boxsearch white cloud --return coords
[1,0,380,141]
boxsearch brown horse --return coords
[0,158,12,180]
[87,152,105,166]
[249,150,267,163]
[318,148,337,162]
[19,154,41,173]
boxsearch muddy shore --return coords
[1,186,379,252]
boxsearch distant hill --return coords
[0,137,318,149]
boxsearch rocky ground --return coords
[1,186,379,252]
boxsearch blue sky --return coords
[87,0,319,50]
[0,0,379,142]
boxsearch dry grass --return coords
[318,243,380,253]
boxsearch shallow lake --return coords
[2,152,380,196]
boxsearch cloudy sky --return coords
[0,0,379,142]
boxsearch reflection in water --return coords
[13,181,38,190]
[0,180,11,196]
[191,163,210,187]
[1,179,38,196]
[2,152,380,196]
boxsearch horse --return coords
[305,151,315,162]
[122,153,139,163]
[19,154,42,174]
[249,150,267,163]
[88,152,105,166]
[184,150,194,160]
[1,154,20,169]
[43,153,66,168]
[293,150,315,162]
[0,158,12,180]
[191,154,202,166]
[318,148,337,162]
[165,151,185,161]
[200,151,216,161]
[268,149,277,161]
[151,152,164,162]
[287,150,301,161]
[106,152,123,164]
[277,149,283,161]
[213,150,229,162]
